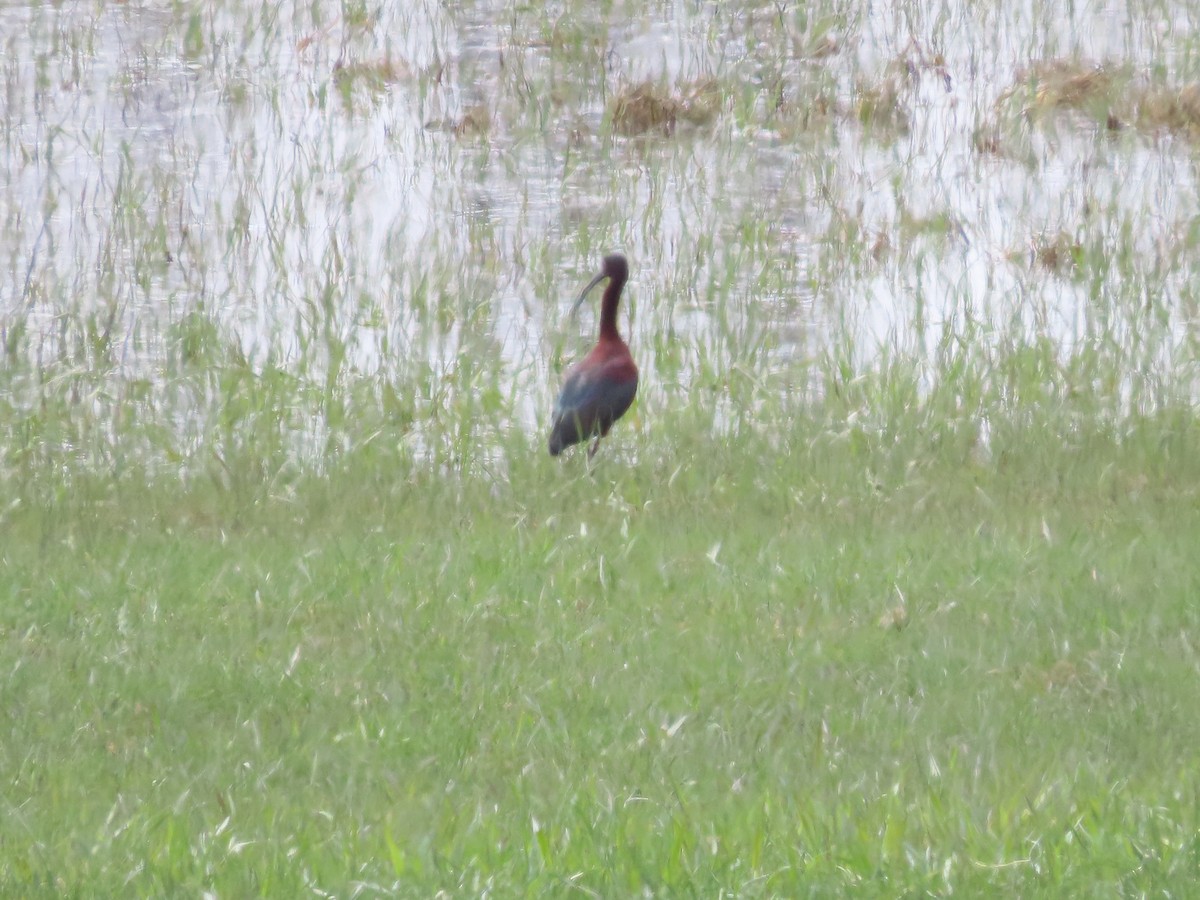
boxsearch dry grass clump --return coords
[611,83,678,135]
[423,105,491,138]
[453,105,492,138]
[678,79,722,125]
[332,56,411,93]
[1136,82,1200,138]
[610,80,722,136]
[1018,59,1115,111]
[980,58,1127,157]
[993,59,1124,127]
[1010,230,1084,275]
[986,59,1200,148]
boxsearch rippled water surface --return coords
[4,0,1200,465]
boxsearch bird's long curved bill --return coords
[570,271,607,316]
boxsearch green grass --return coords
[4,379,1200,895]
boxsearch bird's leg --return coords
[588,435,601,459]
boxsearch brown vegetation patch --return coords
[453,105,492,139]
[981,58,1132,156]
[1019,59,1115,111]
[1135,82,1200,137]
[611,80,722,136]
[424,105,491,139]
[679,79,722,126]
[612,83,679,135]
[332,57,411,91]
[993,57,1200,143]
[1012,231,1083,275]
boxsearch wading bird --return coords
[549,253,638,458]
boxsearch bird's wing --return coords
[553,360,637,420]
[553,367,597,419]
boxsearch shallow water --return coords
[3,0,1199,463]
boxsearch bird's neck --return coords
[598,280,625,343]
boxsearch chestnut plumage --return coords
[549,253,639,457]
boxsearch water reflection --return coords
[2,0,1197,462]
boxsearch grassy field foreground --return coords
[3,378,1200,896]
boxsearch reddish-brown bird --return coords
[549,253,639,457]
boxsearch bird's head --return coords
[572,253,629,315]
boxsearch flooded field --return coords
[9,5,1200,895]
[3,0,1200,470]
